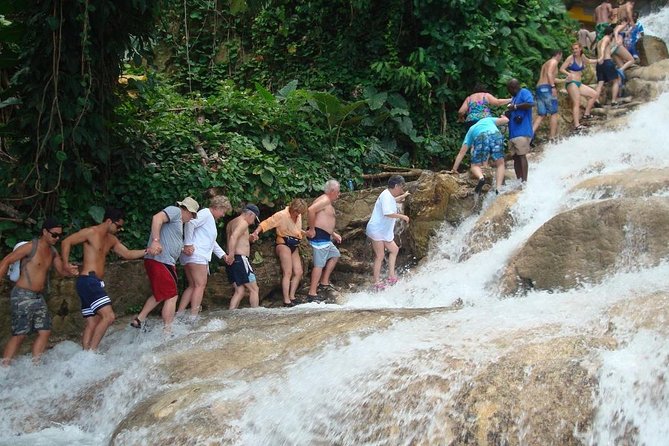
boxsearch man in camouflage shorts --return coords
[0,218,77,366]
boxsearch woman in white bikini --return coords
[560,42,598,131]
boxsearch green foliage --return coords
[0,0,158,221]
[107,75,372,247]
[0,0,576,251]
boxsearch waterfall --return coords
[643,6,669,44]
[2,35,669,446]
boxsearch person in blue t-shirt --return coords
[506,79,534,183]
[450,115,510,195]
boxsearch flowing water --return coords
[2,35,669,446]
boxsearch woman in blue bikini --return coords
[560,42,598,131]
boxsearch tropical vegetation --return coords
[0,0,575,249]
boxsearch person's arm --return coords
[0,243,33,281]
[395,192,410,203]
[548,61,558,96]
[225,224,246,265]
[450,143,469,173]
[60,228,91,271]
[457,96,470,120]
[183,219,196,251]
[112,238,147,260]
[251,213,279,241]
[148,210,169,256]
[212,241,226,259]
[559,56,572,78]
[306,196,328,238]
[53,252,79,277]
[487,94,512,107]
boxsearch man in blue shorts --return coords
[532,50,562,141]
[450,116,510,195]
[225,204,261,310]
[595,25,622,105]
[61,208,147,350]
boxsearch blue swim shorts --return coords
[535,84,558,116]
[76,273,111,318]
[471,132,505,165]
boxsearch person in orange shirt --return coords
[251,199,308,307]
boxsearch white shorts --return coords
[366,228,394,243]
[179,253,209,265]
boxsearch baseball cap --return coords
[244,204,260,222]
[177,197,200,217]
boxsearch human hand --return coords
[333,233,342,244]
[249,233,259,243]
[305,227,316,239]
[225,254,234,265]
[183,245,194,256]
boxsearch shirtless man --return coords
[61,208,146,350]
[225,204,260,310]
[305,179,342,302]
[0,218,77,365]
[594,1,613,42]
[617,0,634,23]
[532,50,562,141]
[595,25,622,106]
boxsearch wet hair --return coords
[551,49,562,57]
[210,195,231,211]
[288,198,308,214]
[388,175,406,189]
[41,216,61,231]
[324,179,340,193]
[103,207,125,223]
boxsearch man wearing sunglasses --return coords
[0,217,78,366]
[61,208,146,351]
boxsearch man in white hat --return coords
[131,197,199,330]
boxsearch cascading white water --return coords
[2,36,669,446]
[643,6,669,44]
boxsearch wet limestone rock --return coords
[402,171,469,259]
[637,35,669,67]
[501,197,669,295]
[570,167,669,199]
[625,59,669,102]
[462,191,520,259]
[450,336,602,445]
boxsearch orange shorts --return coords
[144,259,178,302]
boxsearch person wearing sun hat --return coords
[131,196,199,330]
[224,204,260,310]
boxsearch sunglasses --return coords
[47,230,63,239]
[112,221,124,231]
